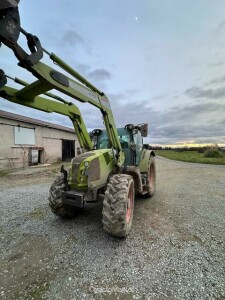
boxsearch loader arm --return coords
[0,78,92,152]
[0,2,124,167]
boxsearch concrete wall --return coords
[0,117,79,170]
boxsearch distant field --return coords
[155,150,225,165]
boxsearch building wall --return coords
[0,117,78,169]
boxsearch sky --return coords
[1,0,225,146]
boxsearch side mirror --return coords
[139,123,148,137]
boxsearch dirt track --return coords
[0,157,225,299]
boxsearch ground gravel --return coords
[0,157,225,300]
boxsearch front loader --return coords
[0,1,156,237]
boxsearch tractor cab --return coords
[92,124,148,167]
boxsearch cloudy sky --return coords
[1,0,225,146]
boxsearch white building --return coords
[0,110,80,169]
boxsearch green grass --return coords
[0,169,10,177]
[155,150,225,165]
[50,162,71,174]
[24,208,46,219]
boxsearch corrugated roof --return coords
[0,110,75,133]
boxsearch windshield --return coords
[97,133,130,149]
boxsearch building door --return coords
[29,148,44,166]
[62,140,75,161]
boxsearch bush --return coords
[203,145,224,158]
[198,147,207,153]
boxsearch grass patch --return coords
[49,162,71,174]
[0,169,10,177]
[14,280,50,300]
[28,282,50,300]
[24,208,46,219]
[155,150,225,165]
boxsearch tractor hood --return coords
[69,149,114,189]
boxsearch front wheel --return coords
[102,174,134,237]
[48,173,75,218]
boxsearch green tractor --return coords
[0,1,156,237]
[94,126,155,236]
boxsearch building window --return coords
[14,126,35,145]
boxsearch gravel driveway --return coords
[0,157,225,300]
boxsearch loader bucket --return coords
[0,0,19,9]
[0,2,20,46]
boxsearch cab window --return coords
[119,134,130,148]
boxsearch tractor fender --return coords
[139,149,155,173]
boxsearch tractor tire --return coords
[102,174,134,237]
[145,158,156,197]
[48,173,75,218]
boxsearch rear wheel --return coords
[102,174,134,237]
[145,158,156,197]
[48,173,75,218]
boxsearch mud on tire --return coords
[145,158,156,198]
[48,173,74,218]
[102,174,134,237]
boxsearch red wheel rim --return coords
[126,185,134,223]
